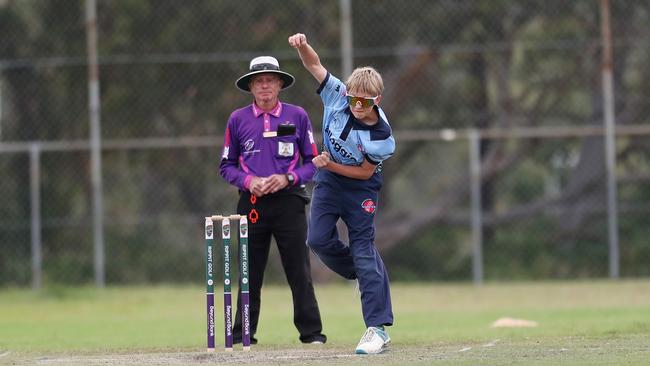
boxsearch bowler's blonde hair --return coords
[345,66,384,96]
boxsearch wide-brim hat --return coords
[236,56,295,93]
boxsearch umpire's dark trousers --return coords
[232,190,326,344]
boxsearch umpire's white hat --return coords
[236,56,295,93]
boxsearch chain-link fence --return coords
[1,0,649,287]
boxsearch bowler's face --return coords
[250,74,283,104]
[347,89,381,123]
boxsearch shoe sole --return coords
[355,343,389,355]
[355,348,387,355]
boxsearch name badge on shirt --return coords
[278,142,294,157]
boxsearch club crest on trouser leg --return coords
[361,199,376,214]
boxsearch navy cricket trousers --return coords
[307,170,394,328]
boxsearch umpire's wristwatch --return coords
[286,173,295,186]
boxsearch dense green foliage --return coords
[1,1,649,285]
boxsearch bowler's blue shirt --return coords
[317,73,395,168]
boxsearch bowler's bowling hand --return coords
[288,33,308,48]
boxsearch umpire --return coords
[219,56,327,344]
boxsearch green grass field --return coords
[1,280,650,365]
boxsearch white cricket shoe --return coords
[354,326,390,354]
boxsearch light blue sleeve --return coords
[318,73,348,110]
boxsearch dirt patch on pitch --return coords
[5,346,452,366]
[6,336,650,365]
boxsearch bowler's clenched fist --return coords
[288,33,308,48]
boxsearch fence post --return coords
[468,129,483,285]
[30,144,42,289]
[600,0,620,278]
[86,0,106,287]
[0,77,3,138]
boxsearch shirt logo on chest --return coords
[325,127,354,160]
[244,139,255,151]
[243,138,260,155]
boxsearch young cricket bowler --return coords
[289,33,396,355]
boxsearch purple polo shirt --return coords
[220,101,319,191]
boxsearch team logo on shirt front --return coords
[278,141,294,157]
[361,199,376,214]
